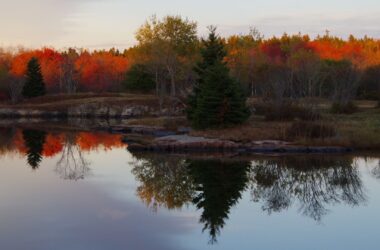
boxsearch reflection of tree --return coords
[0,127,16,154]
[188,159,250,244]
[131,153,194,211]
[130,154,251,244]
[370,160,380,179]
[55,133,90,180]
[22,129,47,169]
[249,156,366,221]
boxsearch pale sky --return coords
[0,0,379,49]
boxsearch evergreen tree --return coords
[123,64,155,92]
[22,57,46,98]
[187,27,250,129]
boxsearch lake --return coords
[0,126,379,250]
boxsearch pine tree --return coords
[187,27,250,129]
[22,57,46,98]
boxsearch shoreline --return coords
[0,118,373,154]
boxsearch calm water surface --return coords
[0,127,380,250]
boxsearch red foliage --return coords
[260,40,285,63]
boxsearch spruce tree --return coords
[187,27,250,129]
[22,57,46,98]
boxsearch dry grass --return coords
[191,106,380,149]
[0,93,163,111]
[190,116,290,143]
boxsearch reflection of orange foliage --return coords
[12,130,27,154]
[76,132,124,152]
[43,134,64,158]
[11,130,124,156]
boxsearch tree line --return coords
[1,15,379,109]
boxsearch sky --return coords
[0,0,379,50]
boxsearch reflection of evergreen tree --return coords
[249,156,366,221]
[22,129,47,169]
[188,159,250,244]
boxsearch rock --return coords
[177,127,192,134]
[143,135,239,152]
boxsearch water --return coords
[0,127,380,250]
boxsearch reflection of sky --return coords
[0,0,379,49]
[0,148,380,250]
[0,149,196,250]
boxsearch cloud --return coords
[216,13,380,38]
[0,0,106,47]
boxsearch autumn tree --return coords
[75,50,128,92]
[22,57,46,98]
[187,27,250,129]
[135,15,198,99]
[59,48,79,94]
[225,28,264,96]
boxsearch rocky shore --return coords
[123,132,353,154]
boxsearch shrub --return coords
[255,101,320,121]
[286,121,336,139]
[330,102,358,114]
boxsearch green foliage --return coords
[22,57,46,98]
[187,27,250,129]
[123,64,155,92]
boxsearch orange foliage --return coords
[8,48,129,93]
[75,52,129,92]
[10,48,63,90]
[309,40,363,63]
[76,132,124,151]
[43,134,64,158]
